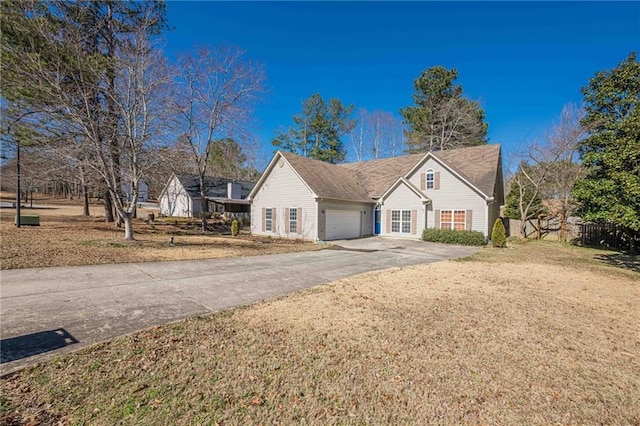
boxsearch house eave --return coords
[378,177,431,203]
[315,196,374,204]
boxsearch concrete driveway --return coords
[0,237,478,375]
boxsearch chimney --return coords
[227,182,241,199]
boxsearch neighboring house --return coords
[159,173,254,219]
[249,144,504,241]
[121,180,149,203]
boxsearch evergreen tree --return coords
[400,66,488,153]
[491,218,507,248]
[573,52,640,252]
[272,93,355,164]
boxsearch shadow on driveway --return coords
[1,329,79,364]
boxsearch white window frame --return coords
[265,208,273,232]
[391,209,411,234]
[289,207,298,234]
[441,210,466,231]
[426,169,434,189]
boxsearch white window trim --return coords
[391,209,411,234]
[426,169,434,189]
[265,208,273,232]
[289,207,298,234]
[441,210,466,231]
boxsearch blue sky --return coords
[164,1,640,166]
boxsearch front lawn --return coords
[1,241,638,425]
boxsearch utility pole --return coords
[15,138,21,228]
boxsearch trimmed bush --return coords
[422,228,486,246]
[231,220,239,237]
[491,218,507,248]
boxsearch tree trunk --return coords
[629,229,638,255]
[199,173,208,232]
[104,189,115,222]
[123,212,134,241]
[200,193,208,232]
[83,186,90,216]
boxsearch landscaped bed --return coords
[1,241,638,425]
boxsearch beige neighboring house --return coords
[248,144,505,242]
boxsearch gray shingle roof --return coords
[278,144,501,202]
[280,152,372,202]
[176,174,255,199]
[433,144,501,197]
[338,153,425,198]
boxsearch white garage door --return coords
[326,209,361,240]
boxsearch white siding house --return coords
[250,156,318,241]
[378,179,429,238]
[159,173,254,218]
[159,174,193,217]
[406,157,488,235]
[249,145,504,242]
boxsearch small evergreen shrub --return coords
[491,218,507,248]
[231,220,239,237]
[422,228,486,246]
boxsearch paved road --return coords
[0,238,478,375]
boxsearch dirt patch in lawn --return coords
[0,203,323,270]
[1,241,638,425]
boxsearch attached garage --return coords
[325,209,361,240]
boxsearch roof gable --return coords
[428,145,501,198]
[379,177,430,203]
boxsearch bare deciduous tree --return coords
[2,1,170,239]
[173,46,265,231]
[505,104,586,239]
[540,104,586,240]
[349,109,405,161]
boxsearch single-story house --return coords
[159,173,254,219]
[248,144,504,241]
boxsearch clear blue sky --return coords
[164,1,640,166]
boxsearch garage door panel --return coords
[326,210,361,240]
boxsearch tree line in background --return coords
[273,64,490,164]
[1,0,264,236]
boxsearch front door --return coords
[374,208,381,235]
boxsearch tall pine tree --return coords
[401,66,488,153]
[272,93,355,164]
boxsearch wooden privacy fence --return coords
[507,216,580,241]
[579,222,635,251]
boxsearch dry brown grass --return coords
[0,195,322,270]
[1,241,638,425]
